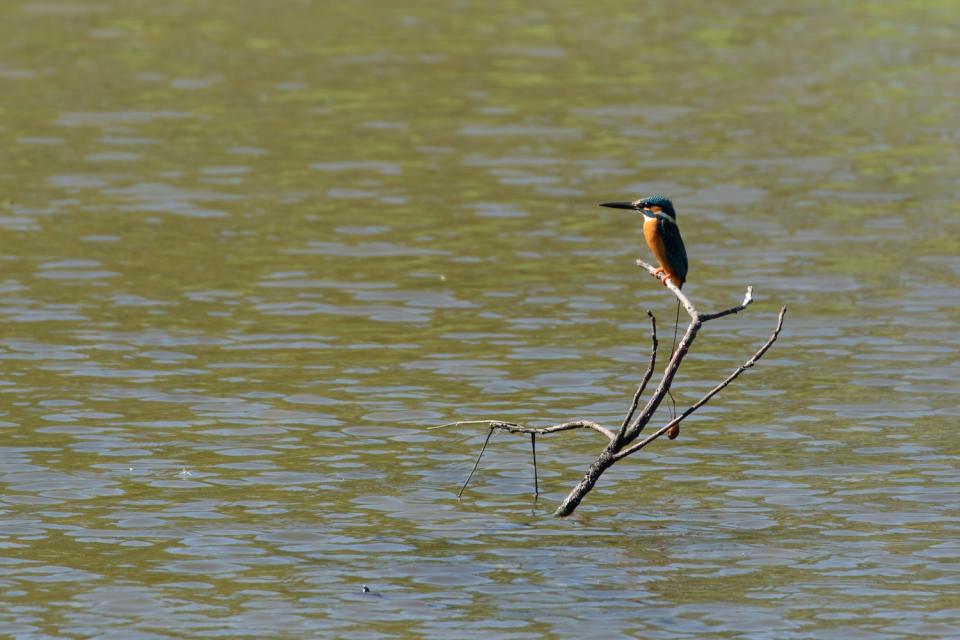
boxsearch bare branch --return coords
[439,257,785,516]
[434,419,616,441]
[620,317,700,442]
[613,305,787,461]
[494,420,617,442]
[618,310,658,440]
[700,286,754,322]
[429,419,518,431]
[459,427,495,499]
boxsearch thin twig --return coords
[496,420,617,441]
[432,419,614,441]
[619,311,658,435]
[613,305,786,460]
[530,433,539,500]
[429,420,518,431]
[458,427,495,499]
[700,286,754,322]
[449,419,616,499]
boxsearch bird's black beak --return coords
[599,201,637,210]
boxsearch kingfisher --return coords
[599,195,688,289]
[600,194,688,439]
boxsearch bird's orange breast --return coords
[643,216,669,266]
[643,216,683,287]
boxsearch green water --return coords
[1,1,958,637]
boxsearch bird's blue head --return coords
[633,195,675,218]
[599,194,677,221]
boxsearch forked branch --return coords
[435,258,786,517]
[613,305,786,461]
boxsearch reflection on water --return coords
[1,0,958,637]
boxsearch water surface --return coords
[1,1,958,637]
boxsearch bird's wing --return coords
[659,217,688,283]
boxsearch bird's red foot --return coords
[653,268,680,288]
